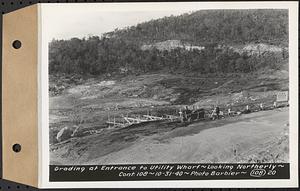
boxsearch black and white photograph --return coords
[40,2,298,187]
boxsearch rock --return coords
[98,80,115,86]
[56,127,73,142]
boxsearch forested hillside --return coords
[49,9,288,76]
[108,9,288,46]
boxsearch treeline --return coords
[49,9,288,76]
[107,9,288,46]
[49,37,287,75]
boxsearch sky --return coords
[41,2,293,41]
[41,3,200,41]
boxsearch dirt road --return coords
[88,107,289,164]
[50,107,289,164]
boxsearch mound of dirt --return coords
[56,108,288,165]
[49,71,289,148]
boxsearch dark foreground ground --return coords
[50,107,289,165]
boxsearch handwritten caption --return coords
[52,163,288,180]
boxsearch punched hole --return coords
[12,40,22,49]
[12,144,21,153]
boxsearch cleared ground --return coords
[50,107,289,164]
[49,71,289,165]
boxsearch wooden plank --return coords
[143,115,164,120]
